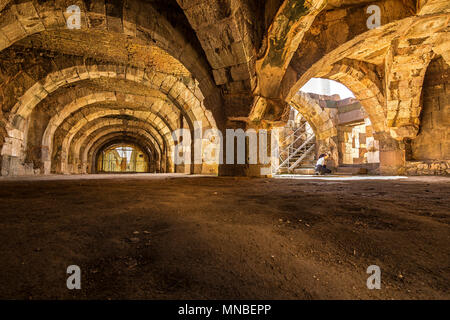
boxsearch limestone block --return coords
[125,66,140,82]
[0,9,27,42]
[230,64,250,82]
[87,12,107,30]
[86,64,102,79]
[123,7,137,37]
[212,68,227,86]
[177,88,197,110]
[38,8,66,30]
[0,31,9,49]
[14,2,45,34]
[168,81,186,100]
[390,125,418,139]
[151,72,167,89]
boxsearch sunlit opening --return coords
[97,144,149,173]
[300,78,355,99]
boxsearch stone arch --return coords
[80,126,162,174]
[0,60,220,175]
[41,96,175,173]
[290,91,337,141]
[7,63,216,131]
[84,129,165,174]
[60,110,167,167]
[51,100,177,160]
[93,137,157,174]
[320,60,386,133]
[0,0,221,118]
[385,40,435,139]
[290,91,339,166]
[70,121,162,163]
[69,118,167,166]
[63,118,164,174]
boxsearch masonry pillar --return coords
[375,132,406,175]
[1,131,28,176]
[218,121,247,176]
[244,127,276,178]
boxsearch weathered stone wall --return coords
[339,123,366,165]
[410,56,449,161]
[0,118,5,173]
[0,0,448,177]
[405,160,450,176]
[305,93,380,167]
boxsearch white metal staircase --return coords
[275,122,316,174]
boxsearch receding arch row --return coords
[0,0,220,112]
[42,89,183,168]
[62,119,167,174]
[82,127,165,174]
[48,96,179,158]
[59,110,167,171]
[61,115,165,171]
[93,139,156,174]
[73,121,162,166]
[68,118,165,167]
[89,128,162,174]
[89,134,160,174]
[41,93,177,174]
[0,58,220,175]
[84,125,163,174]
[0,61,217,167]
[53,93,181,143]
[86,131,164,174]
[7,62,216,131]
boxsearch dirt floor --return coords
[0,174,448,300]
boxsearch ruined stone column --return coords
[1,129,27,176]
[244,128,276,178]
[218,121,247,177]
[375,132,406,175]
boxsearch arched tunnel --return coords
[0,0,448,302]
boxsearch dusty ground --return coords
[0,174,448,300]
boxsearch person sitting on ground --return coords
[315,153,332,175]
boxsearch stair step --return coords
[334,167,368,175]
[278,168,289,174]
[293,168,315,175]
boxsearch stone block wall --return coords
[334,99,379,166]
[411,56,449,162]
[339,123,367,165]
[405,160,450,176]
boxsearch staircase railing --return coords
[278,133,315,169]
[289,142,315,170]
[274,125,316,174]
[279,122,306,146]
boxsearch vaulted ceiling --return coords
[0,0,448,175]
